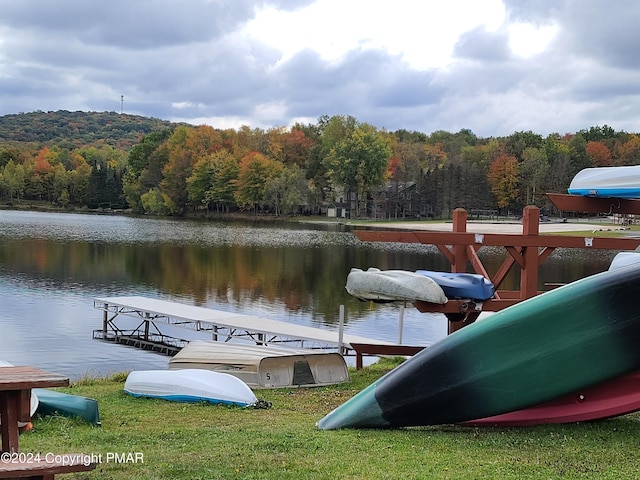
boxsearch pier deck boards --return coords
[94,296,390,354]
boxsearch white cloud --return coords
[508,22,558,58]
[173,115,256,130]
[252,101,288,123]
[244,0,506,70]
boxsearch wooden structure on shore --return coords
[355,205,640,334]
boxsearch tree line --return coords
[0,112,637,219]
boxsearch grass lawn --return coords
[16,358,640,479]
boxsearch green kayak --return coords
[34,389,101,426]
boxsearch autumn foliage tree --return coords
[187,150,239,213]
[10,111,640,219]
[234,152,283,214]
[488,153,519,210]
[160,126,199,214]
[586,141,612,166]
[614,135,640,165]
[323,124,391,216]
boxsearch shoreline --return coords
[2,204,633,235]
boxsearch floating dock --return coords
[93,295,390,357]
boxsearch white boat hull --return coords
[568,166,640,198]
[609,252,640,271]
[124,369,257,407]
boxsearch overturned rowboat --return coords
[169,341,348,389]
[124,369,258,407]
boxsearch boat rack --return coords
[355,205,640,333]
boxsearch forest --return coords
[0,110,637,219]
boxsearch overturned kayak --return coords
[124,369,258,407]
[568,166,640,198]
[345,268,447,304]
[318,264,640,429]
[34,389,101,426]
[415,270,494,301]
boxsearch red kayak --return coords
[463,370,640,427]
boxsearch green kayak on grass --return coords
[34,388,101,426]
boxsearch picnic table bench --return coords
[0,456,96,479]
[0,366,96,478]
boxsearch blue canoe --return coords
[415,270,494,301]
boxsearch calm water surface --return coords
[0,210,616,379]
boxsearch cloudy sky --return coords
[1,0,638,137]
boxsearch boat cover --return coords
[346,268,447,304]
[415,270,495,301]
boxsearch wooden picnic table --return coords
[0,366,69,453]
[0,366,97,478]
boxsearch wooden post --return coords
[447,208,469,334]
[143,312,150,341]
[338,305,345,355]
[102,306,108,336]
[451,208,468,273]
[521,206,541,300]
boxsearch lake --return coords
[0,210,617,379]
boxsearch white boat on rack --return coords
[345,268,448,304]
[169,341,349,388]
[568,165,640,198]
[609,251,640,271]
[124,369,258,407]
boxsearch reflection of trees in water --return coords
[0,231,617,324]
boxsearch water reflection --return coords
[0,210,621,378]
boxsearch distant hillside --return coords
[0,110,180,149]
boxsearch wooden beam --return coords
[547,193,640,215]
[414,297,530,314]
[355,230,640,250]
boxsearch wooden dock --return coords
[93,296,391,356]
